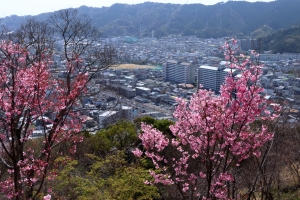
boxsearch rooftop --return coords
[199,65,219,70]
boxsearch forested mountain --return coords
[1,0,300,38]
[259,26,300,53]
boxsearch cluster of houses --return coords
[113,36,300,123]
[37,35,300,134]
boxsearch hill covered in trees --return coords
[259,25,300,53]
[1,0,300,38]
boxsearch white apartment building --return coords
[198,66,219,91]
[198,66,234,93]
[240,38,258,51]
[163,60,196,84]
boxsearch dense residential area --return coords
[60,36,300,133]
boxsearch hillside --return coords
[259,26,300,53]
[1,0,300,38]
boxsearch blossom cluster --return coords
[134,39,280,199]
[0,41,89,199]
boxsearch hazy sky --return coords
[1,0,274,18]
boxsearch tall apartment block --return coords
[198,65,235,93]
[240,38,258,51]
[163,60,196,84]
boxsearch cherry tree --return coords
[0,9,115,199]
[133,39,281,199]
[0,40,83,199]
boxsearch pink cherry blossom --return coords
[43,194,51,200]
[132,148,143,157]
[135,39,281,199]
[0,41,91,199]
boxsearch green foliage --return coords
[140,157,155,169]
[51,152,160,200]
[89,120,138,156]
[134,116,155,129]
[52,157,101,199]
[153,119,175,137]
[106,120,138,149]
[135,116,174,137]
[87,151,127,179]
[104,167,160,200]
[89,130,112,154]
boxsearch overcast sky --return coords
[1,0,274,18]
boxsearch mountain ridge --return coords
[1,0,300,38]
